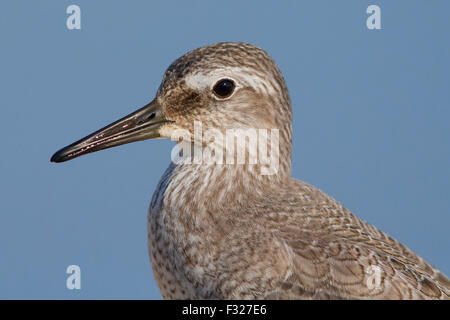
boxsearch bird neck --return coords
[156,145,291,213]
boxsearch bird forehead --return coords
[159,42,280,95]
[184,66,275,93]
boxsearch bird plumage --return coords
[146,42,449,299]
[51,41,449,299]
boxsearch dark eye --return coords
[213,79,235,98]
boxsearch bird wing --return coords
[270,225,450,299]
[255,180,450,300]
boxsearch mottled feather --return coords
[147,42,449,300]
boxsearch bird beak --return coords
[50,99,170,163]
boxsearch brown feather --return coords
[146,42,449,300]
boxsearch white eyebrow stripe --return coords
[184,66,278,96]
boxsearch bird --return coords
[51,42,449,299]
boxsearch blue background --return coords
[1,1,448,299]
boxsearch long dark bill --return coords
[50,99,170,163]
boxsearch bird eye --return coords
[213,79,235,98]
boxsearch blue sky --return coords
[0,1,449,299]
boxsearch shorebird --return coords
[51,42,449,299]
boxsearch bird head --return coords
[51,42,292,170]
